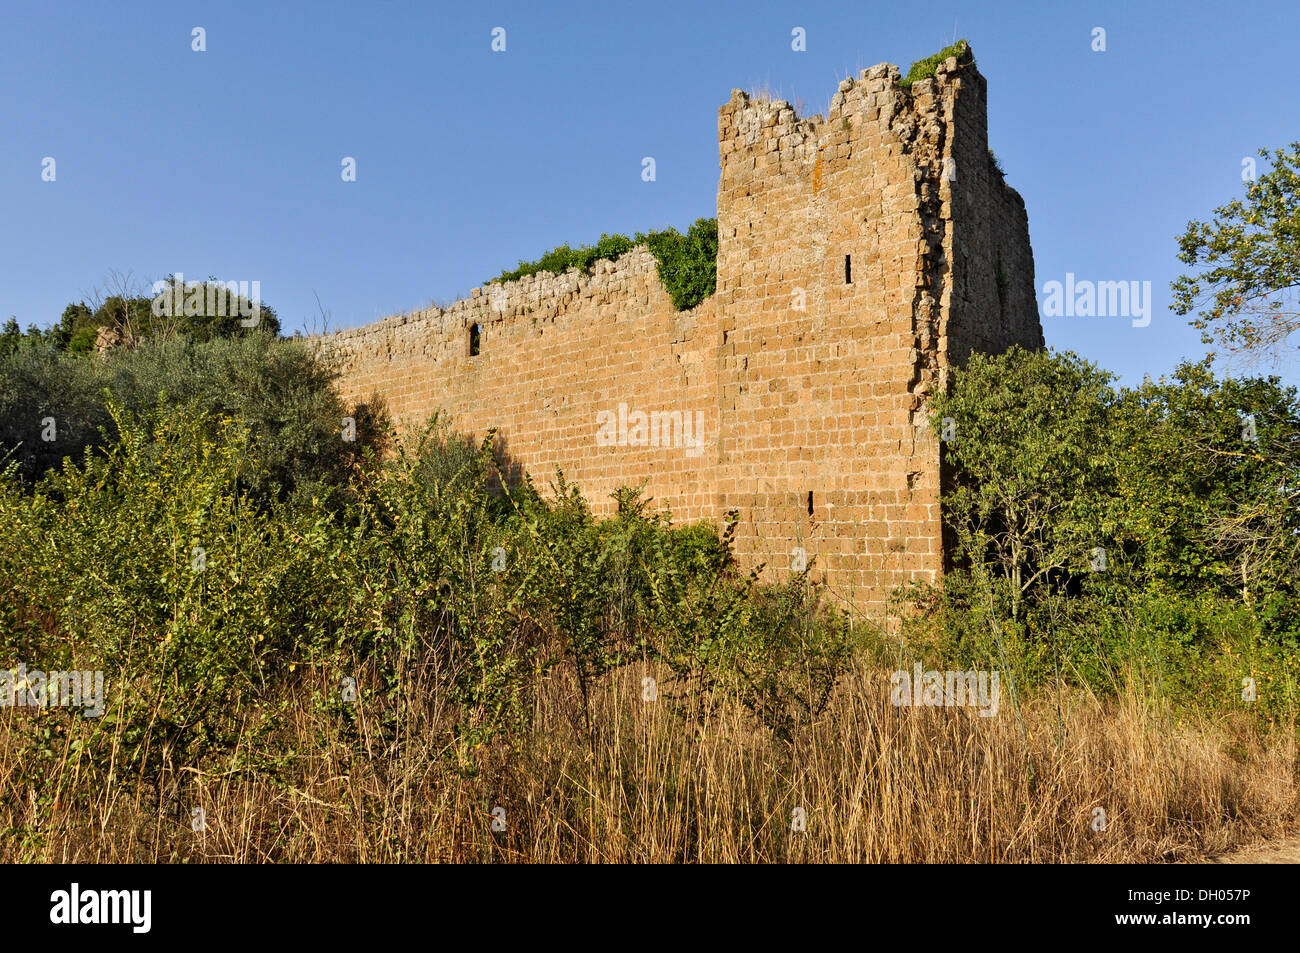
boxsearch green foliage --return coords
[491,234,638,285]
[0,318,21,356]
[718,575,856,741]
[629,505,753,708]
[1,405,317,775]
[901,39,971,89]
[104,333,387,509]
[0,342,112,482]
[3,338,1294,810]
[930,346,1120,623]
[0,331,387,505]
[643,218,719,311]
[356,417,539,742]
[489,218,718,311]
[1171,141,1300,361]
[989,147,1006,178]
[0,388,859,790]
[920,346,1300,722]
[1110,362,1300,613]
[21,279,283,353]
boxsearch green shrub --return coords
[718,575,857,742]
[0,342,112,482]
[916,346,1300,722]
[989,147,1006,178]
[643,218,719,310]
[488,218,718,311]
[901,39,971,89]
[0,404,320,775]
[105,333,388,509]
[491,233,638,285]
[0,331,387,508]
[26,284,282,353]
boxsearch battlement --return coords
[322,46,1042,617]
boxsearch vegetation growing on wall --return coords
[989,147,1006,178]
[489,217,718,311]
[901,38,971,88]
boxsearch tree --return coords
[919,348,1300,717]
[929,346,1120,624]
[0,318,22,355]
[14,271,284,354]
[1171,141,1300,368]
[1112,363,1300,614]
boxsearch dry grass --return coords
[3,657,1295,864]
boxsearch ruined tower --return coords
[323,45,1044,618]
[711,46,1042,611]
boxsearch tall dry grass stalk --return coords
[3,658,1294,864]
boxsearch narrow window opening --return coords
[807,491,814,516]
[844,254,852,284]
[469,323,481,356]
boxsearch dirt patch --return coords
[1209,836,1300,864]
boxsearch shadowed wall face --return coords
[322,52,1042,618]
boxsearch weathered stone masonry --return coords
[322,49,1043,617]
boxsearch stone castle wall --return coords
[323,250,720,524]
[321,48,1043,617]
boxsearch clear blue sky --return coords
[2,0,1296,387]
